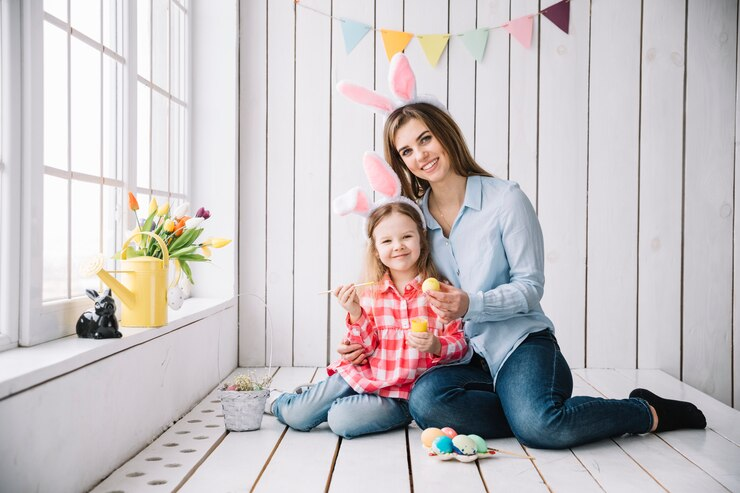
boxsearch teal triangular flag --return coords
[341,19,372,54]
[460,28,489,62]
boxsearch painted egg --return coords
[440,427,457,439]
[452,435,478,456]
[420,427,445,448]
[467,434,488,454]
[431,435,454,455]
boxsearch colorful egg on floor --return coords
[440,427,457,439]
[467,434,488,454]
[452,435,478,456]
[431,435,454,455]
[420,427,445,448]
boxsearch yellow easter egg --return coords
[422,277,441,293]
[410,318,428,333]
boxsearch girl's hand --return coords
[337,339,367,365]
[406,331,441,355]
[333,284,362,322]
[426,283,469,323]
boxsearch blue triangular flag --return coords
[460,28,489,62]
[341,18,372,54]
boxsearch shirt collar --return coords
[422,175,483,230]
[379,273,422,296]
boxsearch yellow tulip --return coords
[148,198,158,215]
[157,202,170,216]
[163,219,175,233]
[201,245,212,257]
[203,237,231,248]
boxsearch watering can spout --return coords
[96,268,136,309]
[79,254,136,309]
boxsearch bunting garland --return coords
[296,0,571,65]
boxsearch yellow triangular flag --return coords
[416,34,450,67]
[380,29,414,61]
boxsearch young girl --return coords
[267,201,467,439]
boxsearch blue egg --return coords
[431,435,454,454]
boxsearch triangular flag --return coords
[340,19,372,54]
[542,0,570,34]
[504,15,534,49]
[460,28,489,62]
[380,29,414,61]
[416,34,450,67]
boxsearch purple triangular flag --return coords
[542,0,570,34]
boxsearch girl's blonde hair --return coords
[363,202,439,283]
[383,102,492,199]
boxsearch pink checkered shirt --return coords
[327,274,467,399]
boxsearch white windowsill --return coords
[0,297,235,400]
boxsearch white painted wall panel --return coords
[538,0,590,368]
[637,0,685,379]
[239,0,268,366]
[682,0,736,405]
[265,0,296,365]
[293,0,331,365]
[509,0,539,204]
[586,0,641,368]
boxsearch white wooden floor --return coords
[92,367,740,493]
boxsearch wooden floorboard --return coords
[92,368,740,492]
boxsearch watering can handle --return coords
[121,231,170,265]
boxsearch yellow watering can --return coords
[80,231,169,327]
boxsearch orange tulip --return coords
[174,216,190,237]
[128,192,139,211]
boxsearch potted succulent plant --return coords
[218,372,272,431]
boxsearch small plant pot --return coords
[219,389,270,431]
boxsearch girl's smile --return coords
[373,211,421,287]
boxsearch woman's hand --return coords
[426,283,469,323]
[406,331,441,355]
[337,339,367,365]
[333,284,362,322]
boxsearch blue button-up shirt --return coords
[422,175,554,387]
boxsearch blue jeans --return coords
[408,330,653,449]
[272,373,412,439]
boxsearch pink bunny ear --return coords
[332,186,371,216]
[337,81,395,115]
[388,53,416,102]
[363,152,401,199]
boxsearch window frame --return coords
[0,0,22,352]
[13,0,190,349]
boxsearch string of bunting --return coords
[294,0,570,66]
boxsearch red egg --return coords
[440,427,457,439]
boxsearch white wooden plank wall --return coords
[238,0,740,409]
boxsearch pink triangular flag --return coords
[542,0,570,34]
[504,15,534,49]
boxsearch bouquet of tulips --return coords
[118,192,232,284]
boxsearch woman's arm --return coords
[428,184,545,323]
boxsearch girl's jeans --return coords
[272,373,412,439]
[408,330,653,449]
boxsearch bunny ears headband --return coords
[336,52,446,117]
[333,53,436,233]
[333,152,426,231]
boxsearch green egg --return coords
[467,434,488,454]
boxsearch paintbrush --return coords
[317,281,376,295]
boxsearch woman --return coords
[338,102,706,449]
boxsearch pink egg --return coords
[440,427,457,439]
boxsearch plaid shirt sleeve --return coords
[344,307,378,354]
[431,318,466,365]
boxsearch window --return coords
[0,0,20,352]
[14,0,189,347]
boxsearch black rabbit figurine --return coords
[76,288,122,339]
